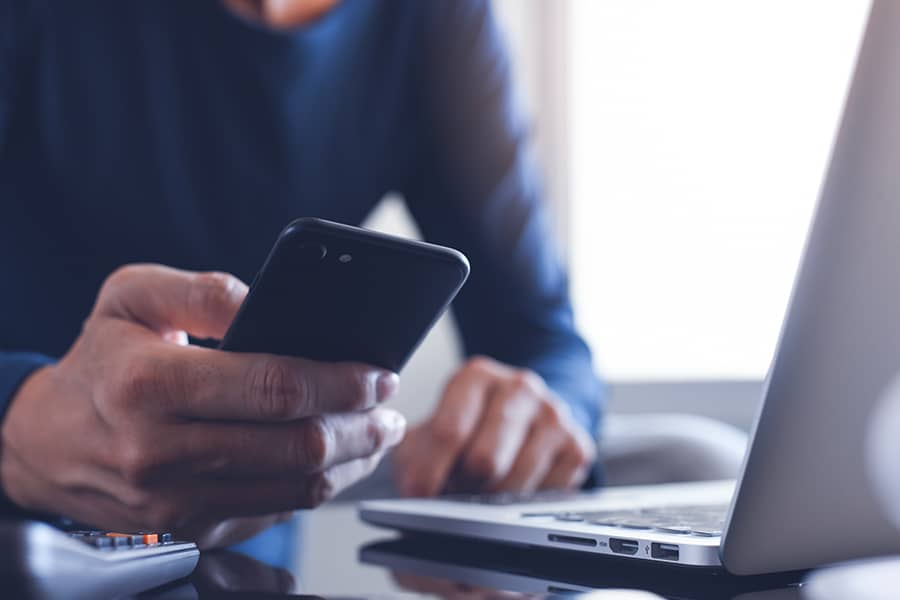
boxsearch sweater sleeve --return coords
[402,0,605,439]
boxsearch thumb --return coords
[93,264,248,340]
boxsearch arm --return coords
[407,0,603,433]
[395,0,603,494]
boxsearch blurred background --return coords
[303,0,870,588]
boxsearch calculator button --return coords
[87,536,114,548]
[106,533,144,546]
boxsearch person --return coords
[0,0,602,558]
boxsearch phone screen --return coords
[221,219,469,372]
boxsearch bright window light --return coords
[568,0,870,380]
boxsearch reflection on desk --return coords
[147,534,805,599]
[4,516,808,598]
[142,551,303,599]
[359,535,805,600]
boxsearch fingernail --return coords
[375,372,400,402]
[380,410,407,446]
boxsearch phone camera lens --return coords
[298,243,327,262]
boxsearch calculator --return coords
[2,520,199,599]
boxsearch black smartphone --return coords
[220,218,470,372]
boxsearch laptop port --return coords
[651,543,680,561]
[547,534,597,547]
[609,538,640,555]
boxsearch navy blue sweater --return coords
[0,1,602,513]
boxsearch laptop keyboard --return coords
[524,504,728,537]
[444,489,584,505]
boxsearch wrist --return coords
[0,365,56,516]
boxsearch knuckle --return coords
[190,272,240,317]
[113,354,167,410]
[539,398,565,428]
[294,417,332,471]
[250,360,303,420]
[104,264,144,291]
[339,369,373,411]
[430,418,465,447]
[94,264,155,316]
[509,369,544,397]
[299,472,334,509]
[118,437,164,486]
[466,356,496,376]
[365,417,387,452]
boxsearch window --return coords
[566,1,870,380]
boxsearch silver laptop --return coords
[360,0,900,575]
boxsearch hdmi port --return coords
[609,538,639,555]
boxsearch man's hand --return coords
[393,357,595,497]
[0,264,405,548]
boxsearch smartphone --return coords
[220,218,470,372]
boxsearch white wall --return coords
[567,1,870,380]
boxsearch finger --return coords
[491,424,566,493]
[95,264,247,340]
[539,435,596,490]
[119,408,406,482]
[456,379,541,488]
[194,451,388,517]
[397,360,506,496]
[140,346,398,421]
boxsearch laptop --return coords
[360,0,900,575]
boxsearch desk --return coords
[141,504,803,599]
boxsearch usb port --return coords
[651,543,680,561]
[609,538,639,555]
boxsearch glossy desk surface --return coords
[139,505,805,599]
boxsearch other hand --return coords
[393,357,595,497]
[0,264,405,547]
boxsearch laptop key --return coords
[555,513,586,522]
[587,518,623,527]
[652,525,693,535]
[689,528,722,537]
[605,516,657,529]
